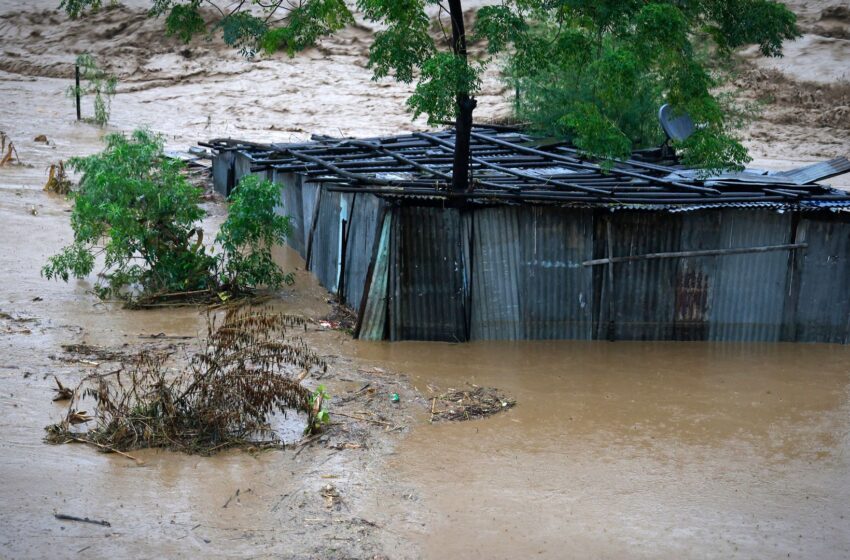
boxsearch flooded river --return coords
[357,341,850,559]
[2,2,850,557]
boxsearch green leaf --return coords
[165,2,205,43]
[407,53,482,124]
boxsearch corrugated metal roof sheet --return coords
[206,128,850,210]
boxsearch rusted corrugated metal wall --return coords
[300,182,321,262]
[518,207,593,339]
[597,209,798,342]
[233,150,258,186]
[604,212,682,340]
[469,207,522,339]
[264,179,849,343]
[673,211,721,341]
[706,210,792,342]
[212,150,234,196]
[358,213,392,341]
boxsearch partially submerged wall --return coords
[262,164,850,343]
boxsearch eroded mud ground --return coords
[2,1,850,559]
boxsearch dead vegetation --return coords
[0,310,37,335]
[428,385,516,423]
[46,307,328,454]
[43,161,72,194]
[60,343,127,363]
[0,131,22,166]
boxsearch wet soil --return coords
[2,1,850,559]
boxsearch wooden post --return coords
[75,64,81,121]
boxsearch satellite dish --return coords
[659,104,696,142]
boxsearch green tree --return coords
[476,0,799,169]
[60,0,799,180]
[42,129,292,304]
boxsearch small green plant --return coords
[309,385,331,431]
[42,129,293,305]
[67,53,117,127]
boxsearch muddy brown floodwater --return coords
[2,0,850,558]
[356,341,850,559]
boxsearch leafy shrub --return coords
[514,52,666,153]
[67,53,117,127]
[217,174,293,293]
[42,129,292,305]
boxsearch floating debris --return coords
[52,376,73,401]
[429,385,516,423]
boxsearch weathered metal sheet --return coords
[776,157,850,184]
[342,194,383,310]
[212,150,234,196]
[233,150,255,186]
[707,209,792,341]
[309,187,341,292]
[673,210,722,340]
[301,181,321,261]
[389,206,467,342]
[358,213,392,341]
[793,214,850,343]
[470,207,522,340]
[272,171,305,257]
[276,186,850,342]
[205,131,850,209]
[518,207,594,339]
[607,211,682,340]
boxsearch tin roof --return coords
[203,125,850,209]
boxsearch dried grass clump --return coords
[0,131,21,167]
[44,161,72,195]
[46,308,327,454]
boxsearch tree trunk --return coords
[448,0,476,192]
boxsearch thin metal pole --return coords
[75,64,81,121]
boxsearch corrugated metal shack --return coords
[204,127,850,343]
